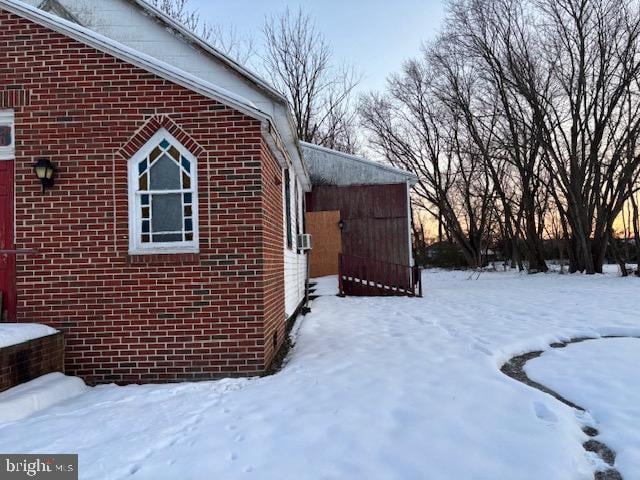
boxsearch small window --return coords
[128,129,198,254]
[295,183,301,237]
[0,126,11,146]
[284,169,292,249]
[0,110,15,160]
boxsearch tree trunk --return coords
[630,191,640,275]
[608,229,628,277]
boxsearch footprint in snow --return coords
[471,342,492,356]
[533,401,558,424]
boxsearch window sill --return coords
[127,251,200,265]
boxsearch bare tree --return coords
[263,9,361,153]
[148,0,255,64]
[408,0,640,274]
[360,59,495,268]
[444,0,551,272]
[492,0,640,273]
[627,182,640,274]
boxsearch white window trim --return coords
[128,128,200,255]
[0,110,15,161]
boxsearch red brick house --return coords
[0,0,311,384]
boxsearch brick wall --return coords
[260,143,286,367]
[0,9,285,384]
[0,333,64,392]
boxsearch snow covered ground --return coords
[0,323,57,348]
[527,337,640,479]
[0,269,638,479]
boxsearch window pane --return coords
[138,172,148,191]
[285,169,292,248]
[150,154,180,190]
[168,146,180,161]
[181,156,190,173]
[138,159,147,176]
[150,147,162,164]
[153,233,182,243]
[0,126,11,147]
[182,172,191,189]
[151,193,182,233]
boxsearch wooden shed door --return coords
[0,160,16,321]
[306,210,342,278]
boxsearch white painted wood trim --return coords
[127,128,200,255]
[0,110,15,161]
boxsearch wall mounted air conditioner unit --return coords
[297,234,312,251]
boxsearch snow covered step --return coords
[0,323,58,349]
[0,324,64,393]
[0,373,88,423]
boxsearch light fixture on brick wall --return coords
[33,158,56,193]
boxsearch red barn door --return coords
[0,160,15,321]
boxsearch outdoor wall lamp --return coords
[338,219,345,230]
[33,158,56,193]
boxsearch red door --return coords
[0,160,15,321]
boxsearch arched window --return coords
[128,129,198,254]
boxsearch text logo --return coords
[0,455,77,480]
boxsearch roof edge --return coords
[0,0,269,123]
[300,141,419,185]
[131,0,288,105]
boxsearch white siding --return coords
[38,0,275,112]
[283,168,307,317]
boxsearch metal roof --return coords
[300,142,418,187]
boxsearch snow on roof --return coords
[300,142,419,187]
[0,323,58,349]
[0,0,267,122]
